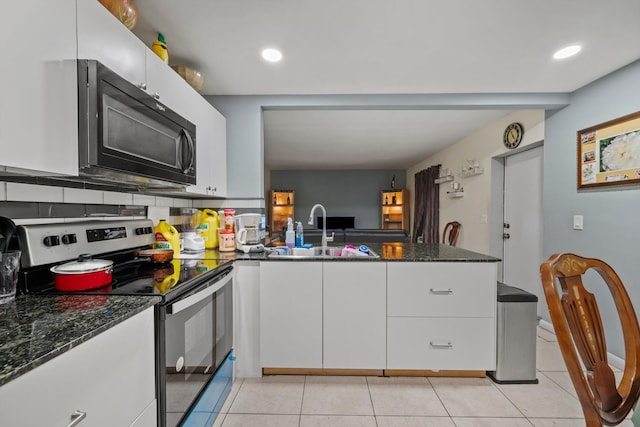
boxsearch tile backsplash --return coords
[0,178,264,225]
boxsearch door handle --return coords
[503,233,511,239]
[180,128,195,174]
[429,341,453,349]
[429,288,453,295]
[66,410,87,427]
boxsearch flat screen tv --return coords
[316,216,355,229]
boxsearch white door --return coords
[503,145,545,318]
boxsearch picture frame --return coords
[577,110,640,189]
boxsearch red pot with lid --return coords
[50,254,114,291]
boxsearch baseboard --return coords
[538,318,554,333]
[262,368,485,378]
[537,318,625,371]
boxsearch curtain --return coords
[412,165,440,244]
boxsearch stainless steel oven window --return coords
[162,272,233,427]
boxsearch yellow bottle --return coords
[196,209,220,249]
[154,219,180,257]
[151,33,169,64]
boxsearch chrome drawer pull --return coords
[66,410,87,427]
[429,341,453,349]
[429,288,453,294]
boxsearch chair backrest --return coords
[442,221,461,246]
[539,253,640,426]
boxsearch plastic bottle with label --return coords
[295,221,304,247]
[196,209,220,249]
[285,218,295,249]
[154,219,180,257]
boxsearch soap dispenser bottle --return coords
[295,221,304,247]
[285,218,295,248]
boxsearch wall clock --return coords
[503,122,524,149]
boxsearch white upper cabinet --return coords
[77,0,146,87]
[185,95,227,197]
[0,0,78,176]
[2,0,227,189]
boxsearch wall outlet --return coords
[480,214,487,224]
[573,215,584,230]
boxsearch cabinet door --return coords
[0,0,78,176]
[145,50,194,117]
[260,262,323,368]
[77,0,146,86]
[387,262,497,317]
[323,262,386,369]
[185,97,227,197]
[0,307,156,427]
[208,105,227,197]
[235,261,261,377]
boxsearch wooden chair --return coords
[539,253,640,426]
[442,221,461,246]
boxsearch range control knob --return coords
[43,235,60,247]
[146,227,153,234]
[61,234,77,245]
[135,227,144,235]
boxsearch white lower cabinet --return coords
[0,307,156,427]
[235,261,261,377]
[387,262,497,371]
[323,262,386,369]
[260,262,323,368]
[387,317,495,370]
[259,261,498,373]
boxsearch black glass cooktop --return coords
[19,249,232,300]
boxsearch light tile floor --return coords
[213,326,635,427]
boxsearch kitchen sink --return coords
[267,246,379,259]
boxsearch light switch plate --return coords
[573,215,584,230]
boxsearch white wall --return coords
[407,110,545,254]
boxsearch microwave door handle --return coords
[180,128,195,174]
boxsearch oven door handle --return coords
[168,271,232,315]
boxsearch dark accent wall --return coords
[270,169,406,229]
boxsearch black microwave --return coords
[77,59,196,189]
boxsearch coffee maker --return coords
[178,208,205,253]
[234,213,265,253]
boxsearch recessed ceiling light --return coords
[261,48,283,62]
[553,45,582,60]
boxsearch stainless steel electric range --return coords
[15,219,234,427]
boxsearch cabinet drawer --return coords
[387,262,496,317]
[387,317,496,370]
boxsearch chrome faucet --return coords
[308,204,334,255]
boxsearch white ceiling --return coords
[132,0,640,169]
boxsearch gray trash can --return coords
[488,282,539,384]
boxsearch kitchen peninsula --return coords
[0,243,500,424]
[236,242,500,378]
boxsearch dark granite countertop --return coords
[0,294,159,387]
[232,243,500,263]
[0,242,496,388]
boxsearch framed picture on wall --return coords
[577,110,640,189]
